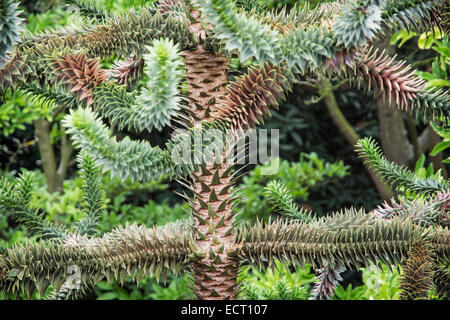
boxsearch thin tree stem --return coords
[320,80,393,200]
[34,118,58,193]
[406,114,420,163]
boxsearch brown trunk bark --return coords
[34,118,59,193]
[377,101,413,167]
[321,80,393,201]
[181,10,239,300]
[374,36,414,169]
[57,131,74,187]
[34,119,73,193]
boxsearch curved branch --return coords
[62,107,174,183]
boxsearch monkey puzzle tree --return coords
[0,0,449,300]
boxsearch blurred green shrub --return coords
[235,153,349,222]
[0,91,41,137]
[333,264,401,300]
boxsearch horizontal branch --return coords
[0,220,195,298]
[234,210,449,271]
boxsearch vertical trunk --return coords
[321,81,393,200]
[57,132,74,187]
[374,36,414,168]
[181,11,239,300]
[34,118,59,193]
[34,119,73,193]
[377,102,413,167]
[427,128,448,178]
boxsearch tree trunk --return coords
[374,37,414,169]
[57,131,74,187]
[321,81,393,201]
[377,101,413,167]
[34,119,74,193]
[34,118,59,193]
[182,10,239,300]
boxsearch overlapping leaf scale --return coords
[384,0,444,33]
[235,213,440,271]
[0,221,195,298]
[0,7,195,91]
[279,28,335,74]
[74,153,106,237]
[332,0,383,49]
[193,0,281,64]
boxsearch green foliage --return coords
[0,170,68,240]
[254,0,329,10]
[0,220,194,298]
[134,38,184,131]
[0,163,193,299]
[235,208,446,271]
[64,0,109,21]
[385,0,443,34]
[0,7,72,138]
[333,0,382,49]
[96,38,184,133]
[1,0,449,301]
[193,0,281,64]
[279,28,334,74]
[430,122,450,164]
[0,90,43,136]
[98,0,152,12]
[19,6,196,60]
[197,0,449,122]
[414,153,439,179]
[392,27,449,91]
[196,0,337,73]
[415,29,448,89]
[19,83,79,112]
[24,8,72,33]
[62,107,174,183]
[235,154,349,222]
[239,260,317,300]
[94,275,193,300]
[0,165,192,300]
[74,152,106,236]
